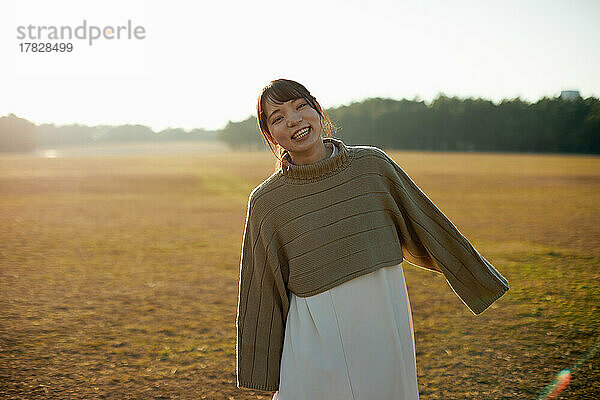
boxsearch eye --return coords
[272,116,282,123]
[297,102,308,109]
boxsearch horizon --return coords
[1,90,591,132]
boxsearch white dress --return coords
[275,144,420,400]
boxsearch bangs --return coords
[262,81,308,106]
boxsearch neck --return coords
[280,137,351,182]
[288,139,328,165]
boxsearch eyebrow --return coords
[267,98,304,121]
[267,107,281,121]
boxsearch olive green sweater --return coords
[236,137,509,391]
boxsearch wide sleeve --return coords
[382,153,509,315]
[236,196,289,391]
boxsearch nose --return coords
[286,110,302,126]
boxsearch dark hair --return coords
[256,79,337,171]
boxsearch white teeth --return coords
[292,127,310,140]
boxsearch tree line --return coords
[1,94,599,154]
[218,94,600,154]
[0,116,216,152]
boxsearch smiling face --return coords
[263,97,324,162]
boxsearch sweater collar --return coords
[280,137,351,182]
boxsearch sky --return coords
[1,0,599,131]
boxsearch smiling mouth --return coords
[292,127,310,140]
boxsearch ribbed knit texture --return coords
[236,137,509,391]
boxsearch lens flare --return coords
[537,369,571,400]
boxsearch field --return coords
[1,145,599,399]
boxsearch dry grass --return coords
[0,147,598,399]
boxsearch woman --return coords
[236,79,509,400]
